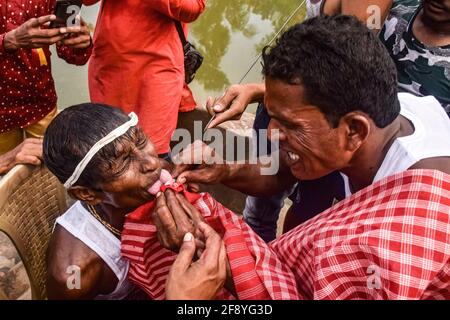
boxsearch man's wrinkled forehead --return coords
[100,127,155,177]
[113,127,156,159]
[264,77,319,123]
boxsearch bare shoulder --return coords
[409,157,450,175]
[46,224,118,300]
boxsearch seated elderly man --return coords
[43,103,293,300]
[43,103,175,299]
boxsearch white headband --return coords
[64,112,139,188]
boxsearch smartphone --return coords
[49,0,82,28]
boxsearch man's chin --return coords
[289,167,328,181]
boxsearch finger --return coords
[211,94,231,114]
[217,239,227,278]
[16,155,42,166]
[171,233,196,273]
[22,144,43,158]
[177,167,219,185]
[69,43,91,49]
[41,21,51,29]
[195,238,205,259]
[197,222,223,266]
[60,24,89,35]
[175,193,205,225]
[186,182,200,193]
[165,189,193,230]
[205,96,215,116]
[29,15,56,28]
[22,137,43,145]
[207,107,242,129]
[60,35,90,46]
[60,37,91,49]
[170,163,192,180]
[153,192,176,231]
[33,27,62,38]
[59,26,81,34]
[33,34,66,45]
[195,238,205,252]
[15,143,43,160]
[79,16,88,27]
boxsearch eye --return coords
[112,153,132,176]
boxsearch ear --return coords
[68,186,104,206]
[340,112,371,152]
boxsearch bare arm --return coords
[172,141,296,197]
[46,226,117,300]
[46,257,104,300]
[220,157,296,197]
[409,157,450,175]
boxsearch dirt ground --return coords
[0,232,31,300]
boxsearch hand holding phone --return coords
[58,15,92,49]
[3,15,66,50]
[49,0,83,29]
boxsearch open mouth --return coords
[282,148,301,166]
[287,151,300,162]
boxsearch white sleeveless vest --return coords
[55,201,137,300]
[343,93,450,196]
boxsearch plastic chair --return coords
[0,164,67,300]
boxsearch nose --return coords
[267,119,287,142]
[138,151,159,173]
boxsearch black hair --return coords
[262,15,400,128]
[43,103,142,189]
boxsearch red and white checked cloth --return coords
[271,169,450,299]
[121,169,450,300]
[121,183,299,300]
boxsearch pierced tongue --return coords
[159,169,173,184]
[148,181,162,195]
[148,169,174,195]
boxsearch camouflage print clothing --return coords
[380,0,450,116]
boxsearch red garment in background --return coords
[122,170,450,300]
[0,0,92,133]
[85,0,204,154]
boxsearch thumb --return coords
[170,163,191,179]
[178,168,214,184]
[172,233,196,273]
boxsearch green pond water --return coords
[52,1,306,112]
